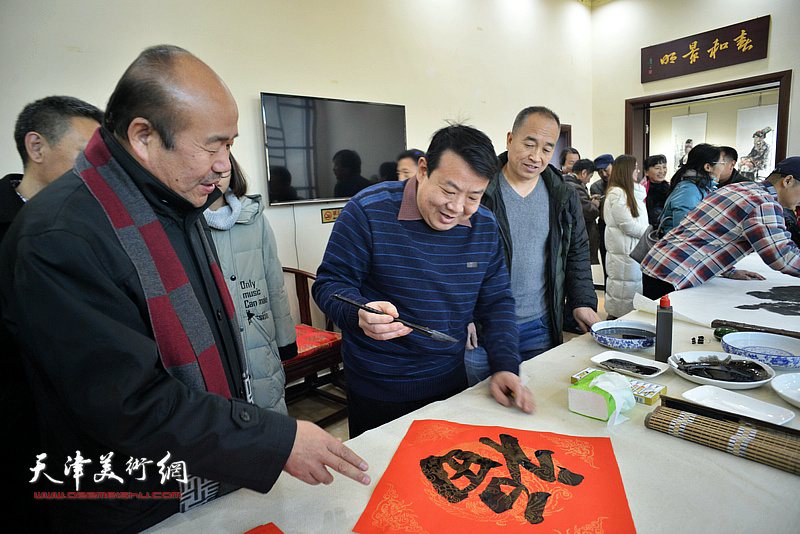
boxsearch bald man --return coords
[0,45,368,532]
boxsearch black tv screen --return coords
[261,92,406,205]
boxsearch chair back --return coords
[280,267,347,428]
[282,267,334,331]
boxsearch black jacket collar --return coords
[0,173,24,226]
[487,152,570,207]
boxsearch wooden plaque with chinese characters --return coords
[354,420,635,533]
[641,16,769,83]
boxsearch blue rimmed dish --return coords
[590,320,656,351]
[721,332,800,369]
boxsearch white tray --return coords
[682,385,795,425]
[590,350,668,379]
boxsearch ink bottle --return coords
[655,295,673,363]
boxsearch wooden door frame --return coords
[625,70,792,165]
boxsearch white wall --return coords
[591,0,800,158]
[0,0,594,272]
[3,1,798,272]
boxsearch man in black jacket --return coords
[465,106,598,385]
[0,45,368,533]
[717,146,750,188]
[565,158,600,264]
[1,96,102,242]
[0,95,102,534]
[590,153,613,282]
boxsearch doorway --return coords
[624,70,791,170]
[554,124,573,172]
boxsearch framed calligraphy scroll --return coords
[355,420,635,533]
[641,16,770,83]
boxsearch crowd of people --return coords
[562,141,800,316]
[1,44,799,532]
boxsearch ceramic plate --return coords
[771,373,800,409]
[590,320,656,350]
[668,351,775,390]
[590,350,668,378]
[682,385,795,425]
[721,332,800,369]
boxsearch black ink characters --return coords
[420,433,584,525]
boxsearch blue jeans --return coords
[464,315,554,386]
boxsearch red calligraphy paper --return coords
[355,420,635,533]
[244,522,284,534]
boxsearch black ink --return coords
[479,434,584,487]
[736,286,800,316]
[479,476,551,524]
[420,433,585,525]
[595,327,654,340]
[677,356,770,382]
[420,450,501,503]
[598,358,660,375]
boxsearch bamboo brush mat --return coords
[645,405,800,476]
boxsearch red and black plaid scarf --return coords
[76,130,248,400]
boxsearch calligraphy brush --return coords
[332,293,457,343]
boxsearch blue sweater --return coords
[312,180,519,402]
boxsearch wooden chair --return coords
[282,267,347,427]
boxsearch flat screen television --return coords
[260,92,406,205]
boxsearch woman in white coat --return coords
[603,155,648,319]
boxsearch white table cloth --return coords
[146,254,800,533]
[655,253,800,330]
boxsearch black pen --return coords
[332,293,458,343]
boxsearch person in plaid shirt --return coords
[641,157,800,300]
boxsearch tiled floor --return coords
[286,384,350,441]
[288,289,608,442]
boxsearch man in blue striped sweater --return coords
[313,124,534,437]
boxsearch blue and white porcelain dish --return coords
[590,320,656,350]
[721,332,800,369]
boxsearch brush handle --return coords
[711,319,800,340]
[331,293,456,342]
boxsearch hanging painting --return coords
[671,113,707,173]
[736,104,778,181]
[355,420,635,533]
